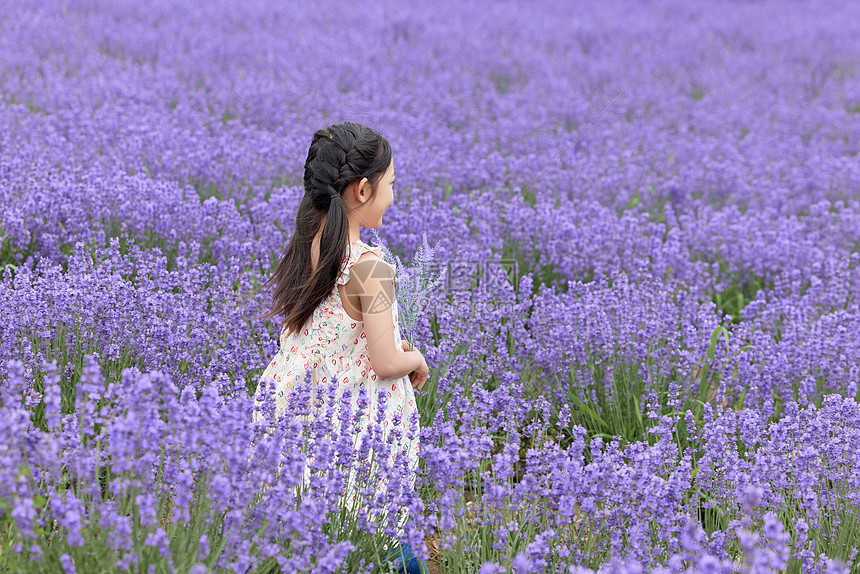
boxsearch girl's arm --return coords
[351,252,422,379]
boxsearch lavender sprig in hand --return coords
[369,230,446,352]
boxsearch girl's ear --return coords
[352,177,371,202]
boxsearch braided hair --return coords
[253,122,392,339]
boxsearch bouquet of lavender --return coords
[369,229,446,351]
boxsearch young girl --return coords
[252,122,429,573]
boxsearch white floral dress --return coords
[252,238,419,512]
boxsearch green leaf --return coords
[17,461,32,478]
[633,393,643,428]
[706,325,723,363]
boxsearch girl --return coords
[252,122,429,573]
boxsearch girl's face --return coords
[354,157,395,228]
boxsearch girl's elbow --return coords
[368,355,395,379]
[373,363,393,379]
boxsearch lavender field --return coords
[2,0,860,572]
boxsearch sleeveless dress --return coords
[251,238,419,516]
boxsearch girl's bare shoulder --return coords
[351,250,395,283]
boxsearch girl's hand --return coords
[410,353,429,391]
[401,340,428,390]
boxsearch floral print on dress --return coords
[252,238,419,506]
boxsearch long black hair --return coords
[252,122,392,338]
